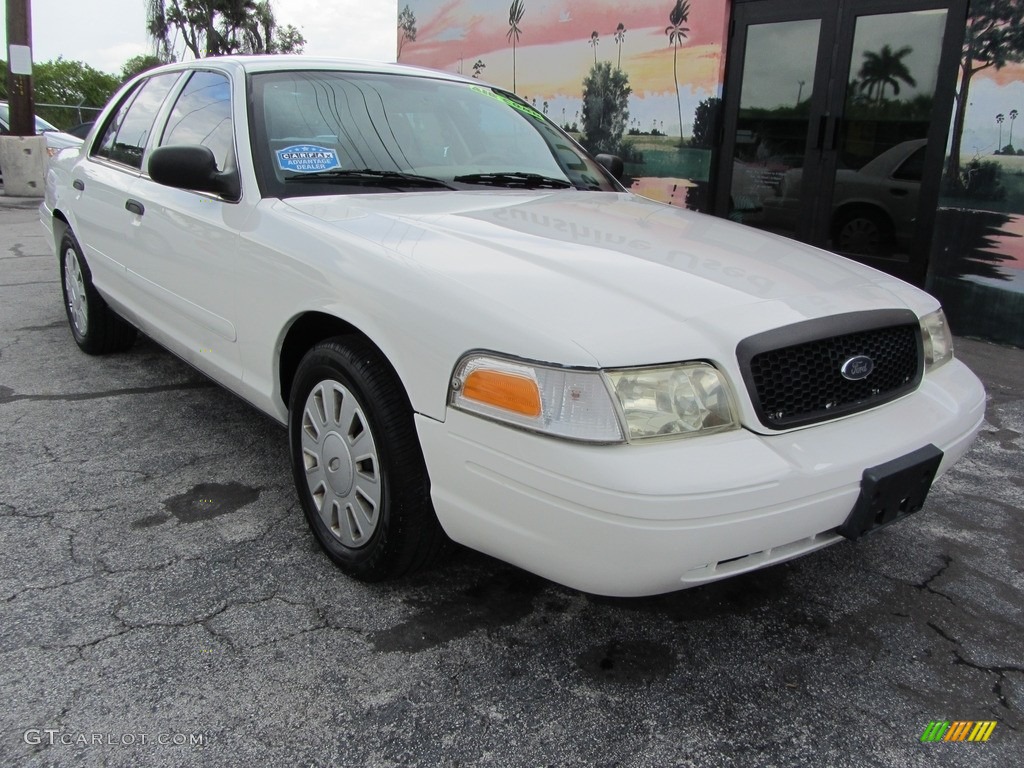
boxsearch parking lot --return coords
[1,193,1021,767]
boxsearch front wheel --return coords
[287,337,447,581]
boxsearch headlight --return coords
[605,363,739,440]
[920,309,953,371]
[450,354,624,442]
[450,354,740,443]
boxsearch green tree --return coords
[146,0,305,59]
[947,0,1024,188]
[580,61,631,155]
[665,0,690,146]
[397,5,417,60]
[507,0,525,93]
[857,44,917,105]
[32,58,120,129]
[120,54,166,82]
[614,23,626,70]
[689,96,721,148]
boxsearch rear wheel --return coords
[59,231,137,354]
[288,337,447,581]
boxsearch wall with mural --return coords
[397,0,729,207]
[928,1,1024,347]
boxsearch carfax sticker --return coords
[276,145,341,173]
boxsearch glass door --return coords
[716,0,967,285]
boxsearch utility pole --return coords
[6,0,36,136]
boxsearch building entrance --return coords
[716,0,968,284]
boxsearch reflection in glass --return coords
[729,19,822,229]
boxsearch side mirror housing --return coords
[595,153,624,181]
[148,145,240,201]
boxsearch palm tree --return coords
[472,59,486,79]
[1010,109,1019,150]
[666,0,691,144]
[614,23,626,70]
[507,0,525,92]
[589,31,600,64]
[997,113,1005,150]
[857,45,917,106]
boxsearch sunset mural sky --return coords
[401,0,729,136]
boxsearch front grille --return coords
[737,311,923,430]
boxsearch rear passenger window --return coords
[160,71,234,172]
[94,73,180,169]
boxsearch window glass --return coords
[94,73,179,169]
[250,71,618,198]
[892,146,926,182]
[161,71,235,171]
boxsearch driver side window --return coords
[160,71,235,172]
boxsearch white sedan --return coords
[41,57,985,596]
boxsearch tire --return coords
[287,337,448,581]
[59,231,137,354]
[832,207,893,257]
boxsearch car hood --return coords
[279,190,934,367]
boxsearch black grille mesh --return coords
[747,323,921,429]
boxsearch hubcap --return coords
[300,379,381,548]
[838,218,880,255]
[63,247,88,336]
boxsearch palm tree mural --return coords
[666,0,691,145]
[472,59,486,79]
[589,31,600,64]
[614,23,626,70]
[1010,108,1019,149]
[857,45,917,106]
[507,0,525,92]
[997,112,1005,149]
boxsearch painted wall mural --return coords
[930,1,1024,346]
[397,0,730,207]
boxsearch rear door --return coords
[70,73,181,302]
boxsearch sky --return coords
[1,0,398,74]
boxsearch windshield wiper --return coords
[452,172,572,190]
[284,169,453,189]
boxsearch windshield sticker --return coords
[276,145,341,174]
[469,86,544,121]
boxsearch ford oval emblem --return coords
[841,355,874,381]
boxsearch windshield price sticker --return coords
[276,145,341,173]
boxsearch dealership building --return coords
[400,0,1024,347]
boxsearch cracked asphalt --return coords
[1,194,1022,767]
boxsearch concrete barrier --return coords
[0,135,47,197]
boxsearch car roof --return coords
[142,55,476,85]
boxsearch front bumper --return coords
[415,359,986,596]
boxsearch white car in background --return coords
[41,57,985,596]
[0,101,83,156]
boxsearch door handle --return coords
[889,188,909,197]
[125,199,145,216]
[72,179,85,191]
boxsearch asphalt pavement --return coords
[1,192,1022,767]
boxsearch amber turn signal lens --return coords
[462,369,542,417]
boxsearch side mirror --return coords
[595,153,624,181]
[148,145,240,201]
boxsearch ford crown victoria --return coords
[41,57,986,596]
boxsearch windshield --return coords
[248,70,620,198]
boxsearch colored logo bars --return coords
[920,721,997,742]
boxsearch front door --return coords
[715,0,967,284]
